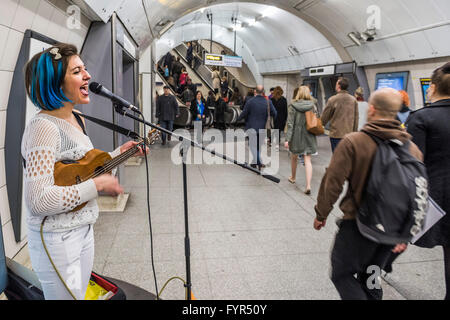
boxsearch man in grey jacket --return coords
[156,86,179,145]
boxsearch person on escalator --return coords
[212,67,221,91]
[213,89,227,130]
[178,68,188,94]
[181,86,195,108]
[172,57,184,91]
[186,42,194,69]
[221,76,229,98]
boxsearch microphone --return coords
[89,82,141,114]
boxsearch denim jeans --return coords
[159,120,174,143]
[330,138,342,153]
[27,224,94,300]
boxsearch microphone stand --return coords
[113,103,280,300]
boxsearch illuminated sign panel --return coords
[204,53,242,68]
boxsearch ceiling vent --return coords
[293,0,320,12]
[288,46,300,56]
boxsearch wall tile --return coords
[0,185,11,226]
[0,0,19,29]
[31,0,53,35]
[0,148,5,187]
[0,28,24,72]
[11,0,40,33]
[2,221,27,258]
[0,111,6,148]
[0,70,14,110]
[0,26,9,69]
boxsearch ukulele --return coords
[54,129,160,212]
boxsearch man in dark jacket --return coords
[237,85,277,169]
[156,86,179,145]
[186,42,194,68]
[321,77,359,152]
[163,52,174,77]
[314,88,423,300]
[171,57,184,90]
[406,62,450,299]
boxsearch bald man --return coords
[313,88,423,300]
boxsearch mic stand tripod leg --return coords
[180,138,192,300]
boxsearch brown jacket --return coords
[321,91,359,138]
[315,119,423,222]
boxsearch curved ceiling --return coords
[75,0,450,71]
[155,2,342,75]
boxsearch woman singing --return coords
[22,43,145,299]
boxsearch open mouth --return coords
[80,84,89,97]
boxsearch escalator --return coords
[172,43,245,127]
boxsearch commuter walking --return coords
[191,91,210,131]
[355,87,369,130]
[237,85,277,169]
[314,88,423,300]
[156,85,179,145]
[284,86,317,194]
[406,62,450,300]
[321,78,359,152]
[271,86,288,147]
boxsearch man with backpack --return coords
[313,88,425,300]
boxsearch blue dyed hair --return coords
[25,44,78,110]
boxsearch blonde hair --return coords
[293,86,312,102]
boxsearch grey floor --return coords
[92,131,446,300]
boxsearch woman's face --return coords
[197,92,202,100]
[61,55,91,105]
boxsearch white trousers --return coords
[27,224,94,300]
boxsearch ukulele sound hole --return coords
[94,166,105,175]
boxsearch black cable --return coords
[139,112,159,300]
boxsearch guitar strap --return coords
[73,112,141,140]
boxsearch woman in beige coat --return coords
[211,67,221,90]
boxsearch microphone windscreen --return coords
[89,82,102,94]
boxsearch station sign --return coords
[204,53,243,68]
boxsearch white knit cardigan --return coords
[21,113,120,232]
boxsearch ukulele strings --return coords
[81,142,144,182]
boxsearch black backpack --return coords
[355,132,429,245]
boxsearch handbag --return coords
[305,108,324,135]
[265,100,274,130]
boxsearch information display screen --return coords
[420,78,432,106]
[204,53,243,68]
[375,72,409,91]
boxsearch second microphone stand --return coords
[114,104,280,300]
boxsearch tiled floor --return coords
[91,131,446,300]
